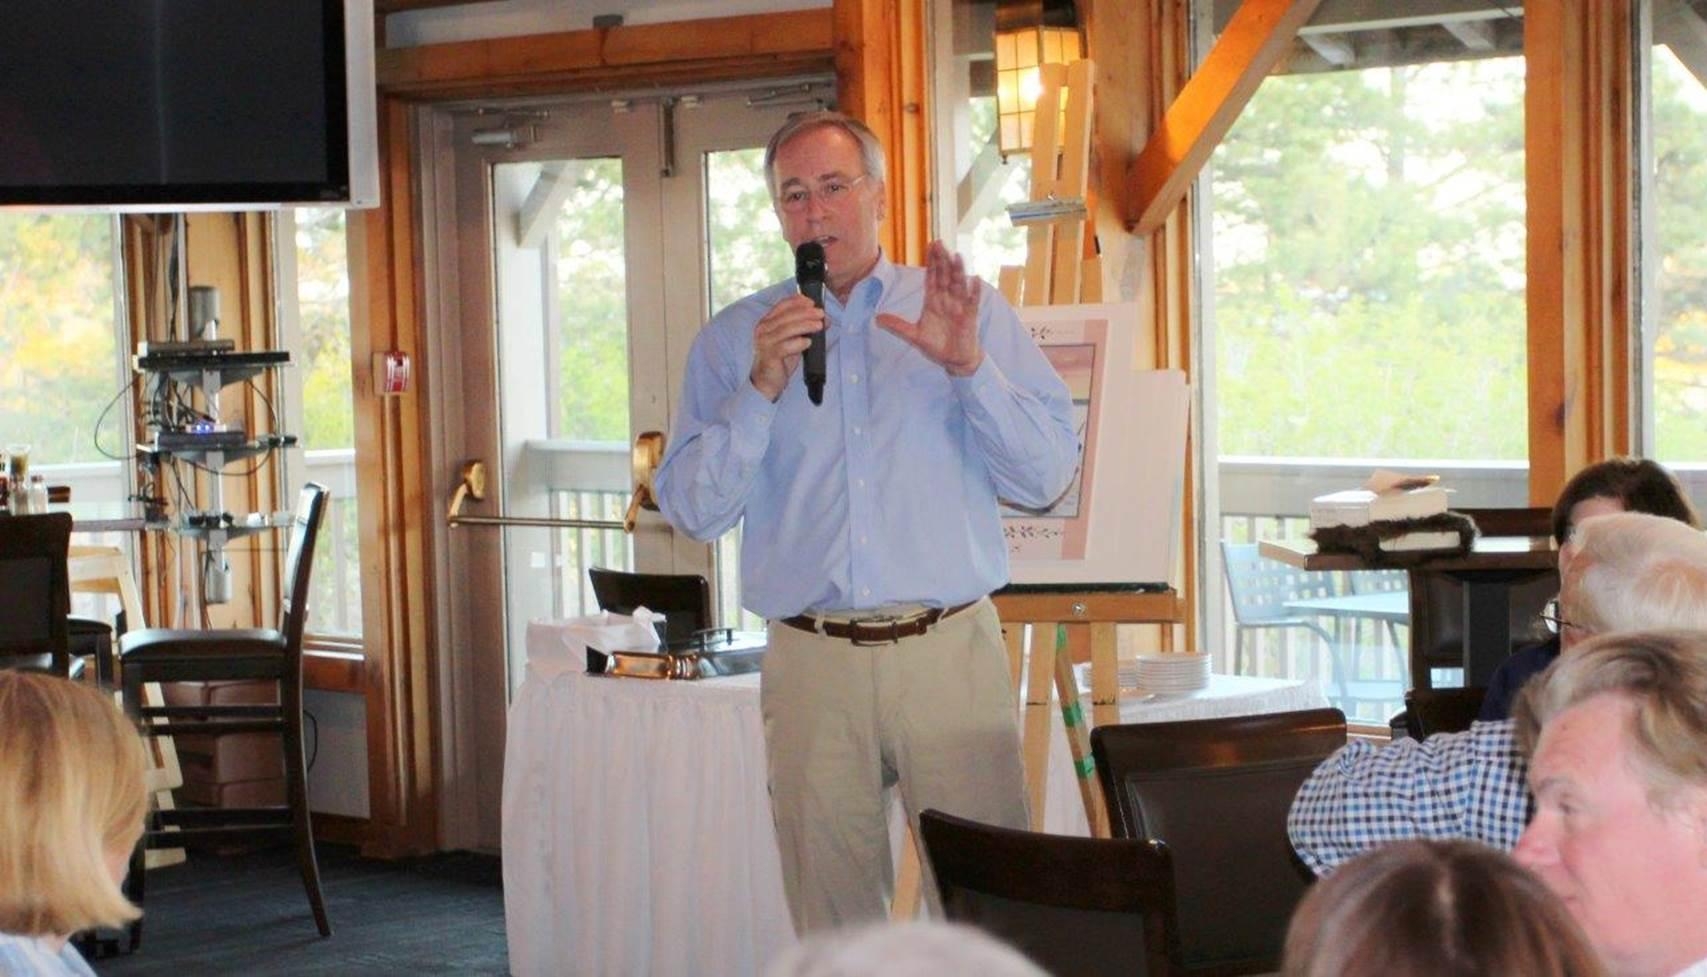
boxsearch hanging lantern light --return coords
[993,0,1083,157]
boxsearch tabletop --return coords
[1258,535,1556,573]
[1283,591,1410,622]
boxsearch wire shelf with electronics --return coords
[131,336,297,605]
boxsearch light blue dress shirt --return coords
[0,932,98,977]
[655,255,1078,620]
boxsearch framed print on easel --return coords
[1002,302,1189,588]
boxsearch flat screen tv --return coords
[0,0,379,211]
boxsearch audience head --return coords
[1281,838,1604,977]
[762,921,1048,977]
[1514,629,1707,977]
[0,670,149,937]
[1551,457,1699,548]
[1556,512,1707,648]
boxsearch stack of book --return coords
[1309,483,1459,553]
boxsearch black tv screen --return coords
[0,0,377,209]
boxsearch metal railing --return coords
[1214,457,1538,721]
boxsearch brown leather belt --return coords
[777,601,977,645]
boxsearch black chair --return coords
[1410,507,1557,689]
[118,483,332,940]
[1400,685,1488,739]
[919,808,1181,977]
[1091,708,1347,977]
[588,566,712,645]
[0,511,74,675]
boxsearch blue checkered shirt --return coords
[1287,718,1532,875]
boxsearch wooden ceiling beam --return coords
[376,9,833,99]
[1125,0,1323,236]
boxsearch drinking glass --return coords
[4,444,27,485]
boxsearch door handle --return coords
[446,460,487,522]
[444,440,664,534]
[623,431,665,532]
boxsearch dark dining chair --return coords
[1400,685,1489,739]
[0,511,74,675]
[118,483,332,941]
[1091,708,1347,976]
[1409,507,1557,689]
[588,566,712,645]
[919,808,1182,977]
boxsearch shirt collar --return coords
[822,250,893,316]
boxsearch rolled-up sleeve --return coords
[951,294,1078,509]
[1287,720,1532,876]
[654,302,777,541]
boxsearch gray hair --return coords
[1566,512,1707,635]
[1515,629,1707,804]
[763,110,888,200]
[762,921,1048,977]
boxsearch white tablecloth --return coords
[502,621,1330,977]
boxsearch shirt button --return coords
[850,374,860,384]
[857,479,866,489]
[852,426,861,436]
[860,535,868,545]
[861,587,871,597]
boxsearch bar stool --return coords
[118,483,333,940]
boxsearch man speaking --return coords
[653,111,1079,933]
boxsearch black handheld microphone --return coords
[795,241,827,406]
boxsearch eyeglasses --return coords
[1539,597,1583,636]
[777,175,868,213]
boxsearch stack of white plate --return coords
[1117,658,1141,689]
[1132,652,1211,695]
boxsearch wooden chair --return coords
[918,808,1181,977]
[118,483,332,940]
[0,511,74,675]
[588,566,712,646]
[1401,685,1488,739]
[1091,708,1347,976]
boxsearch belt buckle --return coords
[850,613,905,647]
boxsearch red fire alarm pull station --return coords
[375,351,411,395]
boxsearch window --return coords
[1640,1,1707,510]
[0,213,125,468]
[1204,5,1529,721]
[285,208,364,639]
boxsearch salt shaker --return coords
[27,473,48,512]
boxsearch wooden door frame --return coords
[352,10,840,855]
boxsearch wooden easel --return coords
[997,59,1101,308]
[995,589,1184,837]
[69,545,186,869]
[890,58,1106,920]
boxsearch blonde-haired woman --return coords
[0,670,149,976]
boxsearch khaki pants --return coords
[761,597,1028,934]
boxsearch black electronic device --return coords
[134,349,292,373]
[795,241,828,406]
[135,339,237,358]
[154,430,249,452]
[0,0,378,210]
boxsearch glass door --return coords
[427,82,823,849]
